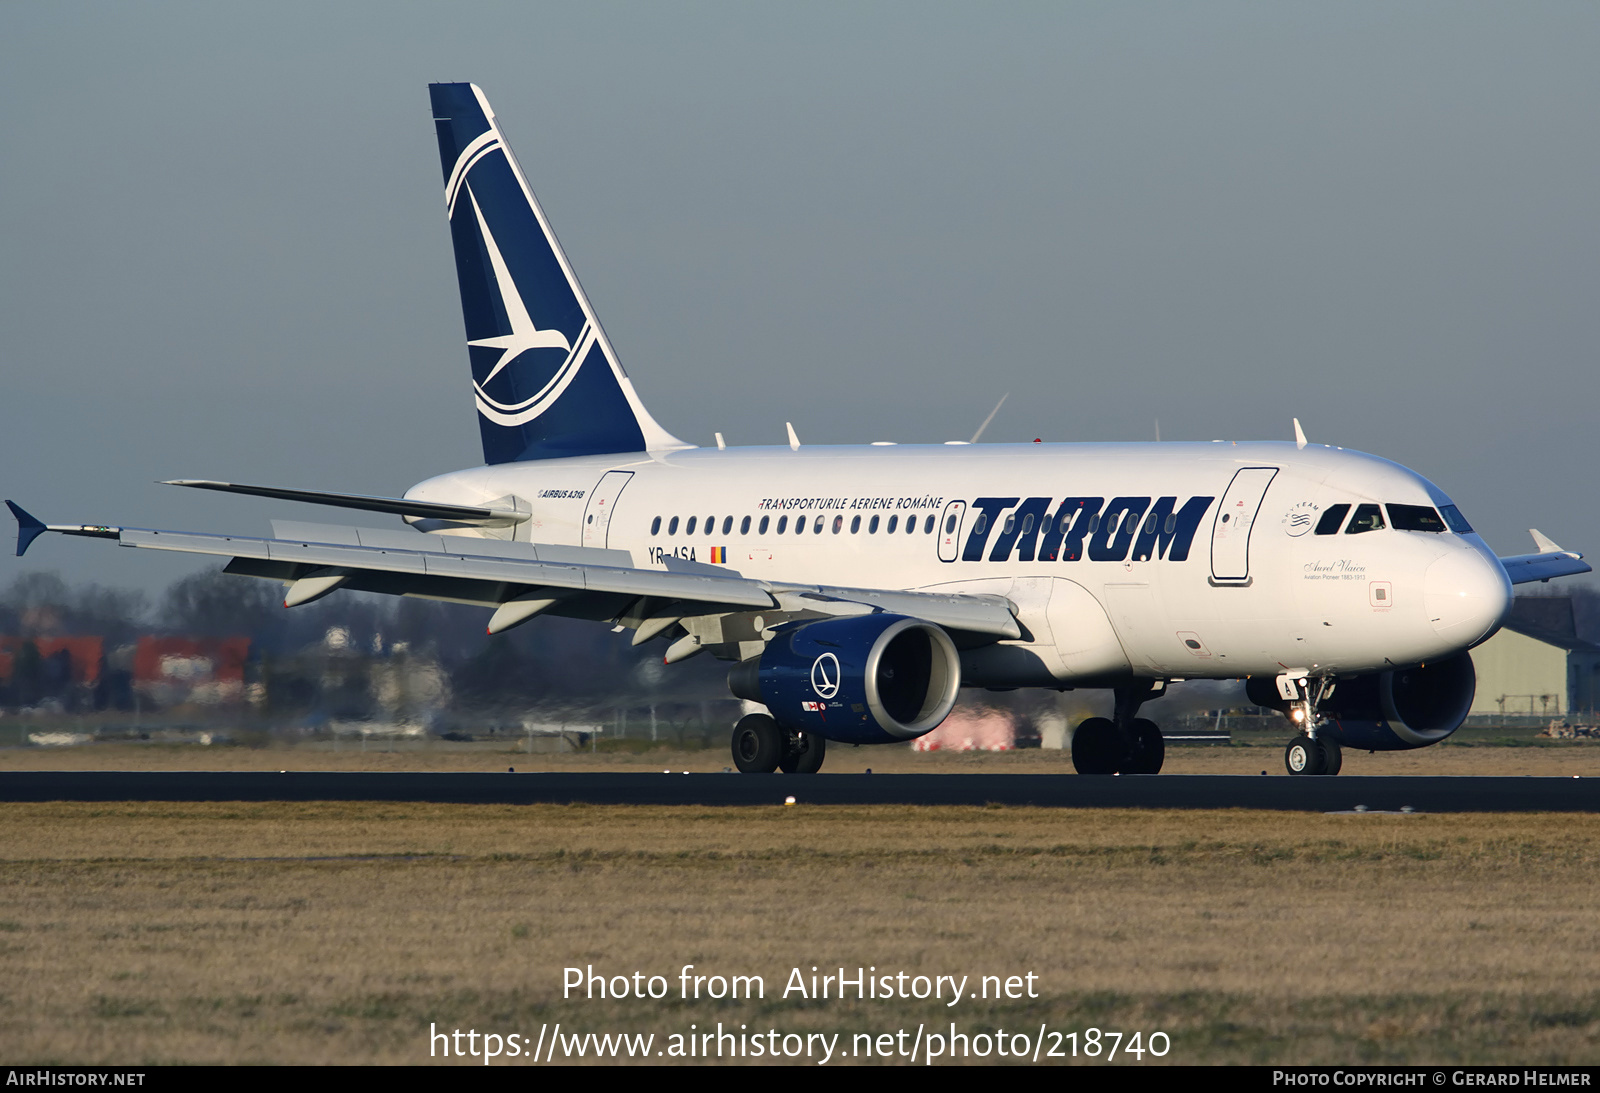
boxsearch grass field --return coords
[5,734,1600,776]
[2,784,1598,1064]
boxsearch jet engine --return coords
[727,614,961,744]
[1246,652,1477,751]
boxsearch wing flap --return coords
[106,523,780,609]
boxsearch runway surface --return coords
[0,771,1596,811]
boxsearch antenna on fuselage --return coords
[970,393,1009,443]
[786,422,801,451]
[1293,417,1308,450]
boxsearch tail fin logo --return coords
[459,178,588,427]
[430,82,686,463]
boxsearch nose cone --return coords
[1424,547,1512,647]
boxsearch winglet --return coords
[1293,418,1308,450]
[1530,528,1566,554]
[786,422,801,451]
[5,501,47,557]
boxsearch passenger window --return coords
[739,515,750,535]
[1346,504,1385,534]
[945,514,956,534]
[1021,513,1034,536]
[705,516,714,535]
[869,516,879,534]
[1087,513,1101,535]
[777,516,788,534]
[814,516,824,534]
[1315,504,1350,536]
[1002,514,1016,535]
[887,515,898,533]
[833,516,844,534]
[722,516,733,535]
[668,516,679,535]
[758,516,768,535]
[1439,505,1473,534]
[848,516,859,534]
[651,516,661,536]
[973,514,988,536]
[1163,513,1177,535]
[924,515,934,534]
[1387,504,1446,533]
[686,516,697,535]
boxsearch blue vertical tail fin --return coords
[429,83,687,464]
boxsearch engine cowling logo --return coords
[810,653,841,699]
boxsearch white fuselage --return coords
[406,440,1512,686]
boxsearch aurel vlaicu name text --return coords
[564,965,1039,1008]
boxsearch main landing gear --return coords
[730,713,827,774]
[1071,680,1166,775]
[1277,673,1342,776]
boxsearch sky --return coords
[2,2,1598,595]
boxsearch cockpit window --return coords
[1314,504,1350,536]
[1439,505,1473,534]
[1387,504,1446,533]
[1345,503,1385,534]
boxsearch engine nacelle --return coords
[1246,652,1476,751]
[727,614,961,744]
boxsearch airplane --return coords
[7,83,1592,777]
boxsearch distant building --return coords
[133,636,251,706]
[1474,594,1600,719]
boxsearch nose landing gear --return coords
[1276,673,1342,776]
[1285,733,1342,776]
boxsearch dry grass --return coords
[5,738,1600,776]
[1,802,1598,1064]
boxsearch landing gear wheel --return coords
[1071,717,1121,775]
[778,731,827,774]
[1285,734,1328,776]
[1318,735,1343,776]
[1124,718,1165,774]
[731,714,784,773]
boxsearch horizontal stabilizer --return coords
[164,480,528,525]
[1499,548,1591,586]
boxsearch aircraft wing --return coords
[1498,529,1592,586]
[5,505,1021,641]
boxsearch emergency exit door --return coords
[582,471,634,549]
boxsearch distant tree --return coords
[159,568,285,642]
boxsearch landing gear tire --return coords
[778,731,827,774]
[1071,717,1121,775]
[1318,735,1343,776]
[732,714,784,773]
[1125,718,1165,775]
[1285,734,1328,776]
